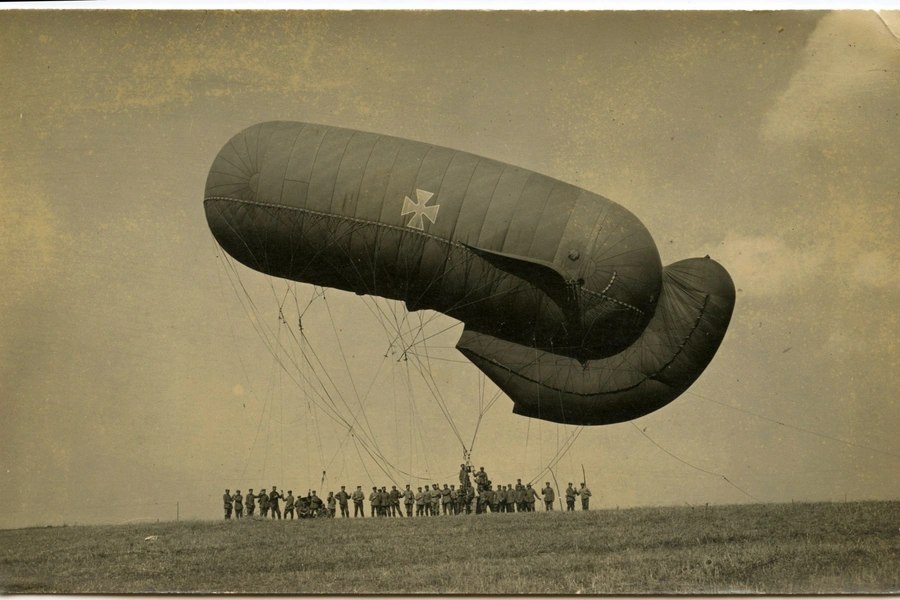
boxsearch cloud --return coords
[762,11,899,143]
[851,250,900,289]
[700,234,827,298]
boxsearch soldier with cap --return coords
[403,484,415,517]
[245,488,256,517]
[336,486,350,518]
[223,489,233,520]
[577,482,592,510]
[449,484,459,515]
[415,486,425,516]
[430,484,441,516]
[269,486,283,519]
[327,491,337,517]
[233,490,244,518]
[459,463,471,488]
[525,483,539,512]
[542,482,555,511]
[421,485,432,516]
[390,485,402,517]
[352,485,365,517]
[283,490,295,519]
[369,486,379,517]
[565,483,577,511]
[257,488,270,518]
[441,484,452,515]
[309,490,323,516]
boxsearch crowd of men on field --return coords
[222,464,593,519]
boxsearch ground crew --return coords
[578,482,592,510]
[369,487,379,517]
[309,491,323,516]
[336,486,350,518]
[258,489,269,517]
[223,489,233,519]
[430,484,440,516]
[565,483,577,511]
[542,482,555,511]
[390,486,402,517]
[403,485,415,517]
[233,490,243,518]
[441,484,452,515]
[352,485,365,517]
[245,489,256,517]
[327,492,337,517]
[283,490,295,519]
[269,486,283,519]
[415,487,425,516]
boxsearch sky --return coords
[1,9,898,530]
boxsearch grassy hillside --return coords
[1,501,898,593]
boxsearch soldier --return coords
[466,485,476,515]
[490,486,501,513]
[309,490,323,517]
[245,488,256,517]
[415,486,425,517]
[474,467,489,490]
[459,463,471,488]
[495,486,506,513]
[430,484,441,516]
[336,486,350,518]
[542,482,555,511]
[269,486,283,520]
[233,490,244,519]
[525,483,539,512]
[390,485,402,517]
[578,482,592,510]
[327,492,337,517]
[258,488,270,518]
[369,486,379,517]
[514,482,525,513]
[296,495,310,518]
[403,484,415,517]
[421,485,432,516]
[449,485,459,515]
[283,490,295,519]
[352,485,365,517]
[223,489,233,520]
[565,483,577,511]
[441,484,452,515]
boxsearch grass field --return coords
[1,500,898,593]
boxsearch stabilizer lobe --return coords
[456,258,736,426]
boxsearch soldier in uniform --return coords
[465,485,476,515]
[258,488,269,518]
[390,485,402,517]
[474,467,489,491]
[431,484,441,516]
[542,482,555,511]
[449,485,459,515]
[296,495,310,518]
[352,485,365,517]
[415,487,425,516]
[565,483,577,511]
[283,490,295,519]
[403,484,415,517]
[369,486,379,517]
[515,481,525,512]
[525,483,539,512]
[336,485,350,518]
[309,490,323,517]
[233,490,244,518]
[245,488,256,517]
[441,484,452,515]
[421,485,432,516]
[327,492,337,517]
[269,486,283,519]
[577,482,592,510]
[223,489,233,520]
[459,463,471,488]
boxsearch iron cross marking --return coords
[401,189,440,231]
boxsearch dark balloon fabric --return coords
[205,121,735,425]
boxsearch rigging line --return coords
[687,391,900,460]
[529,426,585,486]
[628,421,761,503]
[404,348,467,449]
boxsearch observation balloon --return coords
[205,121,735,426]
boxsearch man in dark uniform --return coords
[336,486,350,518]
[380,487,392,517]
[283,490,295,519]
[441,484,452,515]
[258,488,269,518]
[542,482,555,511]
[415,487,425,516]
[309,490,323,516]
[390,485,402,517]
[233,490,244,518]
[449,485,459,515]
[327,492,337,517]
[430,484,441,516]
[245,488,256,517]
[565,483,577,511]
[352,485,365,517]
[223,489,233,520]
[459,463,471,488]
[269,486,283,519]
[526,483,539,512]
[403,484,415,517]
[369,486,379,517]
[577,482,592,510]
[515,480,525,512]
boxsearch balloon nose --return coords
[204,123,265,204]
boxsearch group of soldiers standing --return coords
[221,465,593,520]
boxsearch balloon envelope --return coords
[205,121,735,425]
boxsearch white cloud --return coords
[700,234,827,298]
[762,11,899,143]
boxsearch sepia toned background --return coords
[1,9,898,530]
